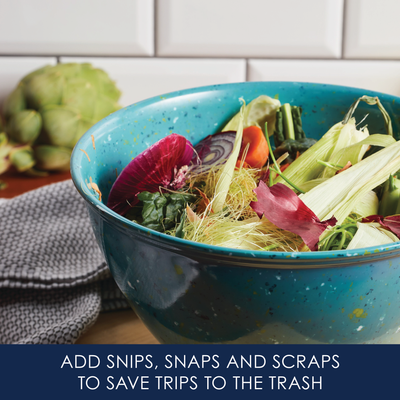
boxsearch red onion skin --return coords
[107,134,193,216]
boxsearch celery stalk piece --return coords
[320,134,396,179]
[281,103,295,140]
[300,140,400,224]
[222,95,281,136]
[346,222,398,250]
[213,100,245,212]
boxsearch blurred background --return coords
[1,0,400,110]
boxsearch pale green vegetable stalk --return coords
[213,100,245,212]
[222,95,280,136]
[300,140,400,224]
[346,222,398,250]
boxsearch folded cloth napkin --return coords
[0,180,129,344]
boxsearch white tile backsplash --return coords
[157,0,344,58]
[0,57,57,106]
[0,0,398,114]
[61,57,246,106]
[248,59,400,96]
[0,0,154,56]
[344,0,400,59]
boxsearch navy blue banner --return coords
[1,344,397,399]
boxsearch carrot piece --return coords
[235,159,252,169]
[238,126,269,168]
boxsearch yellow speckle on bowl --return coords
[174,264,183,275]
[349,308,367,319]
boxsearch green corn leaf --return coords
[300,140,400,224]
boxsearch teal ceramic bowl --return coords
[71,82,400,344]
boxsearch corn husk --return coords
[346,222,398,250]
[274,120,361,187]
[300,140,400,224]
[222,95,280,136]
[352,190,379,218]
[212,101,245,212]
[320,133,395,179]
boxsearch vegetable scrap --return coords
[104,94,400,252]
[0,62,121,176]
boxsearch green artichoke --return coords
[1,62,121,174]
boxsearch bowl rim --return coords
[71,80,400,261]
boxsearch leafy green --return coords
[135,191,196,233]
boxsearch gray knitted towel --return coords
[0,180,129,344]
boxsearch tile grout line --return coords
[341,0,347,59]
[153,0,157,57]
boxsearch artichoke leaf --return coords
[40,105,80,148]
[7,109,42,144]
[9,145,35,172]
[3,84,26,121]
[34,145,71,171]
[24,70,64,110]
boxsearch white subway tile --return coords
[344,0,400,59]
[61,57,246,106]
[0,57,57,106]
[248,59,400,96]
[157,0,343,58]
[0,0,153,56]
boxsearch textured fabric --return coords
[0,180,129,344]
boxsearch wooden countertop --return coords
[1,170,158,344]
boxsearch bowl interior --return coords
[71,81,400,260]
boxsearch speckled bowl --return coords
[71,82,400,344]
